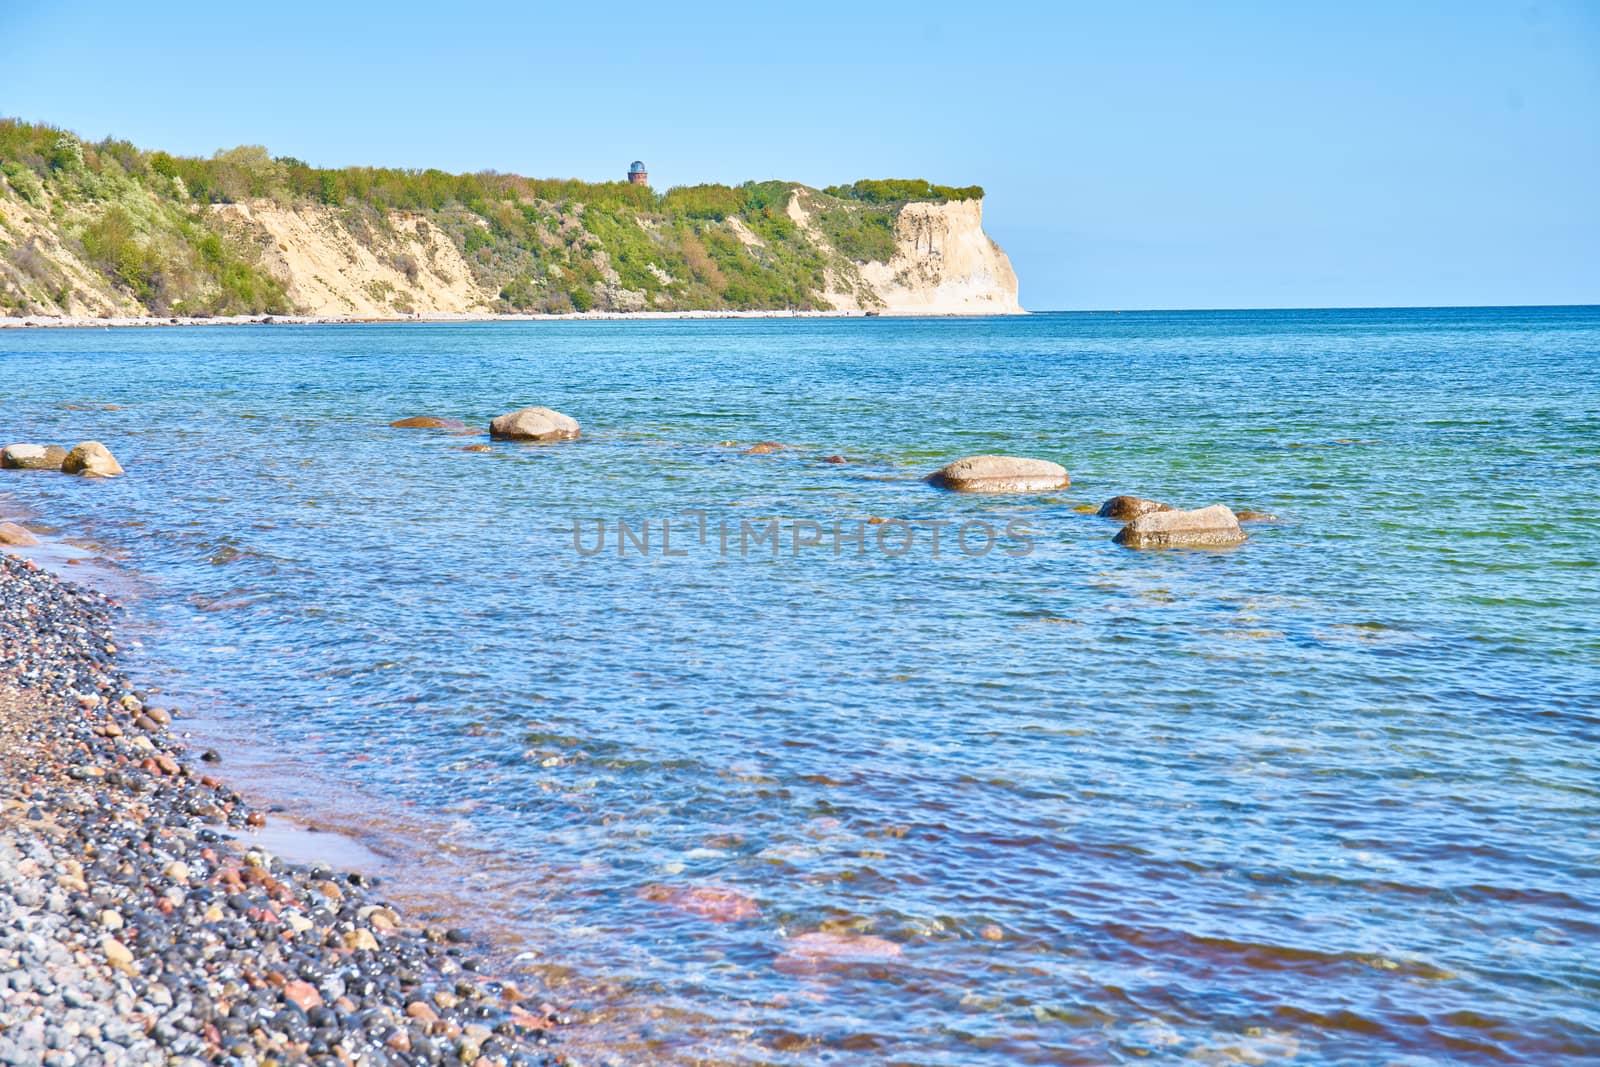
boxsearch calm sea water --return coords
[3,308,1598,1064]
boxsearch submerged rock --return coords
[1098,495,1173,520]
[488,406,580,442]
[1114,504,1246,549]
[775,931,903,974]
[0,521,40,546]
[61,441,124,477]
[1234,510,1280,522]
[744,441,783,455]
[1,443,68,470]
[639,883,760,922]
[389,416,465,429]
[929,455,1069,492]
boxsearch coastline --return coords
[0,541,570,1067]
[0,307,1026,329]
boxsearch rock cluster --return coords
[0,554,562,1067]
[3,442,123,478]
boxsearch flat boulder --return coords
[1114,504,1246,549]
[390,416,465,429]
[1,444,68,471]
[1098,495,1172,521]
[61,441,124,478]
[0,521,40,547]
[488,406,580,442]
[929,455,1069,492]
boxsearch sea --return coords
[2,307,1597,1064]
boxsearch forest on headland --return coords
[0,119,985,318]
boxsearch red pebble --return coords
[283,980,323,1012]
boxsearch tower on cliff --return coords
[627,160,649,186]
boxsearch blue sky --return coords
[4,1,1597,309]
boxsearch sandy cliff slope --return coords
[211,202,496,317]
[0,195,144,317]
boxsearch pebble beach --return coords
[0,550,565,1067]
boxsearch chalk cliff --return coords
[788,194,1021,315]
[0,121,1021,319]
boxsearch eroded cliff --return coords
[788,194,1021,315]
[0,122,1021,319]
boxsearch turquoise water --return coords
[2,308,1598,1063]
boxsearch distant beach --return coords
[0,307,1026,329]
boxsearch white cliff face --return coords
[789,193,1023,315]
[859,199,1023,315]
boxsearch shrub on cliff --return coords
[1,161,42,203]
[823,179,984,204]
[663,184,744,221]
[812,202,897,263]
[48,134,84,172]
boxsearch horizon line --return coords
[1030,302,1599,314]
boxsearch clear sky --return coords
[4,1,1597,310]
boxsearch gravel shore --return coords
[0,309,897,329]
[0,551,564,1067]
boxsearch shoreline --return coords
[1,307,1027,330]
[0,542,571,1067]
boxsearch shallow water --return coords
[3,308,1598,1063]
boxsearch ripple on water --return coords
[2,308,1598,1063]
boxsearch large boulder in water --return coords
[1114,505,1246,549]
[390,416,465,429]
[488,406,581,442]
[928,455,1069,492]
[1,444,68,471]
[1098,495,1173,521]
[61,441,125,478]
[0,521,39,547]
